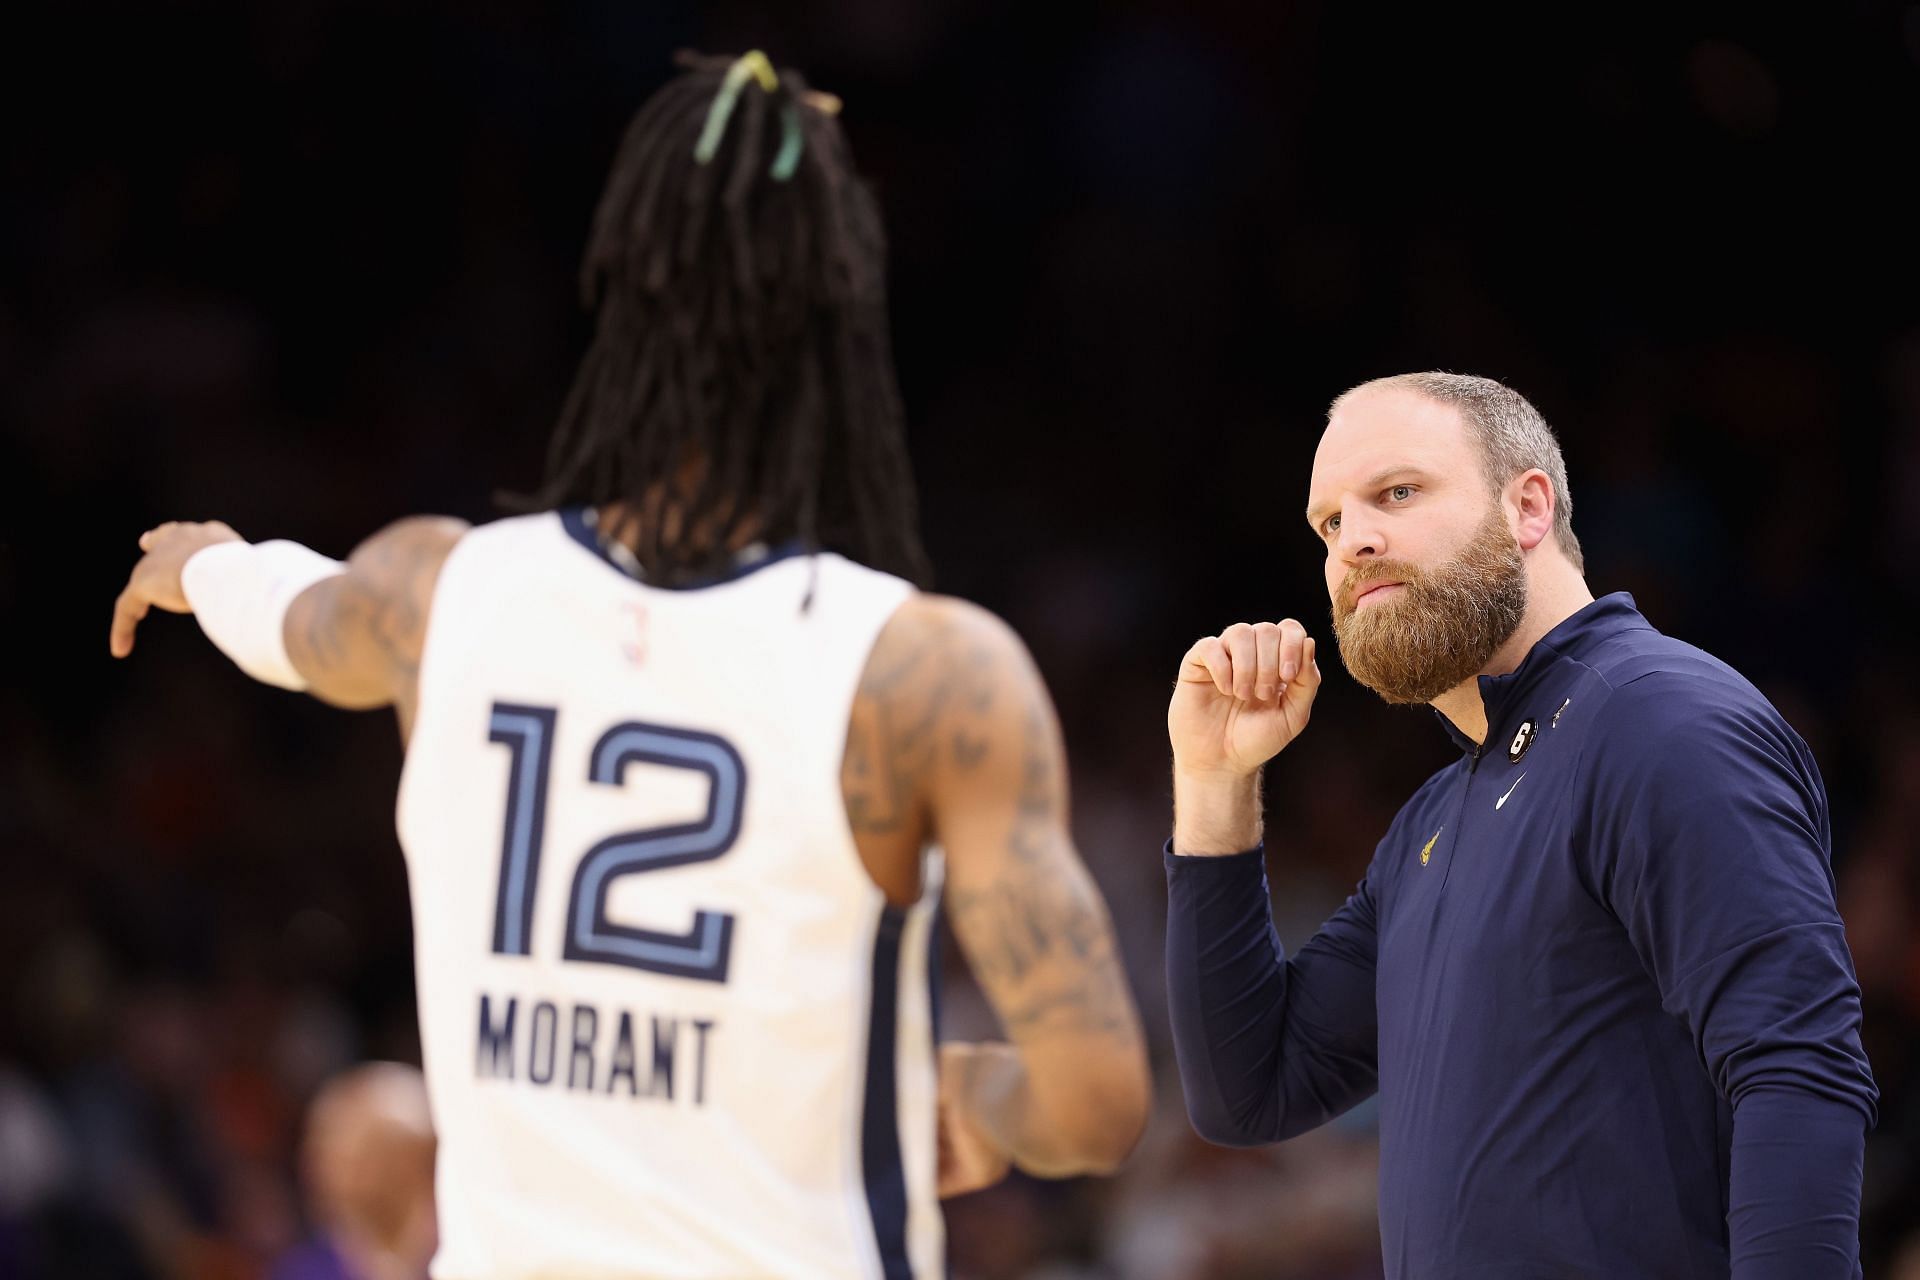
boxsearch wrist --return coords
[182,539,344,691]
[1171,765,1263,856]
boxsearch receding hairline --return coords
[1328,374,1467,420]
[1321,369,1585,572]
[1306,380,1482,525]
[1323,373,1517,493]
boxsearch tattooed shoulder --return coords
[842,596,1011,837]
[356,517,467,675]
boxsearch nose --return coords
[1334,508,1384,562]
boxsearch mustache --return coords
[1328,507,1530,706]
[1336,560,1420,616]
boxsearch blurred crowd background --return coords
[4,2,1918,1277]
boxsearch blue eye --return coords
[1325,514,1341,534]
[1389,485,1413,502]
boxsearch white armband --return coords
[181,540,346,691]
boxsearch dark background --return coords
[3,2,1918,1277]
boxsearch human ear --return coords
[1510,470,1555,552]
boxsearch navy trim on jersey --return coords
[487,703,558,957]
[863,905,912,1280]
[558,506,813,589]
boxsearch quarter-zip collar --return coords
[1430,592,1652,757]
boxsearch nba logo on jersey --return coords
[620,601,649,666]
[398,511,944,1279]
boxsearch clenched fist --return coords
[1167,621,1323,856]
[1168,620,1322,776]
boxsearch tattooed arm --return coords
[281,517,467,730]
[845,596,1151,1188]
[111,516,467,738]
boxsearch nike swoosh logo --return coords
[1495,772,1527,810]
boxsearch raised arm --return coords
[110,517,467,735]
[844,595,1150,1192]
[1163,620,1382,1144]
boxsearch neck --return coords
[595,499,766,562]
[1430,566,1594,746]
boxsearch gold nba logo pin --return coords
[1420,827,1443,866]
[1508,718,1536,763]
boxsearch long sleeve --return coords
[1727,1087,1867,1279]
[1585,672,1877,1277]
[1164,842,1379,1146]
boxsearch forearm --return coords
[181,539,346,690]
[165,532,411,708]
[1728,1087,1868,1280]
[1165,839,1381,1147]
[1173,766,1262,855]
[280,516,467,709]
[282,573,401,708]
[1164,843,1293,1145]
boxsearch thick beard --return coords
[1330,507,1529,705]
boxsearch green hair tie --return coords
[693,50,804,181]
[769,101,804,181]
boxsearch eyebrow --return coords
[1304,466,1430,529]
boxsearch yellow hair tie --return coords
[693,51,781,166]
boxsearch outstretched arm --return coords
[280,518,468,718]
[111,517,467,733]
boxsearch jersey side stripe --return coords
[862,905,912,1280]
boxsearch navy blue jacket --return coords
[1165,594,1877,1279]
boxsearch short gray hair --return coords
[1333,371,1583,573]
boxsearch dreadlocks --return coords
[514,51,930,586]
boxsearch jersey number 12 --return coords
[484,701,744,982]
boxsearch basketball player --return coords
[110,52,1149,1280]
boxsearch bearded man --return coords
[1162,372,1877,1279]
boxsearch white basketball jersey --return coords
[396,510,941,1280]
